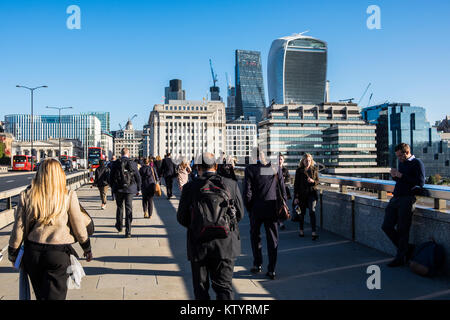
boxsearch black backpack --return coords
[112,158,133,189]
[409,240,446,277]
[189,175,237,243]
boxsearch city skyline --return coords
[1,0,449,131]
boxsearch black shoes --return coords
[125,231,132,238]
[298,231,305,238]
[250,266,262,274]
[312,234,319,241]
[266,272,276,280]
[115,223,122,232]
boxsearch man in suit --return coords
[177,152,244,300]
[110,148,141,238]
[160,152,176,199]
[244,149,287,280]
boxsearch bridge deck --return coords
[1,183,449,300]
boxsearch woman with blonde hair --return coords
[8,158,93,300]
[177,158,191,191]
[293,153,319,240]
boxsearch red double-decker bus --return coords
[12,155,36,171]
[88,147,105,169]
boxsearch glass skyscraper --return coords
[85,112,110,133]
[268,34,327,105]
[235,50,266,123]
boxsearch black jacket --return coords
[177,171,244,262]
[393,156,425,197]
[110,156,142,194]
[93,164,110,187]
[243,162,287,217]
[294,165,319,203]
[139,164,159,192]
[217,163,237,181]
[161,157,176,178]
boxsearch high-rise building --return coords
[268,33,327,105]
[165,79,186,103]
[4,114,101,158]
[226,116,257,165]
[258,102,389,178]
[362,103,450,178]
[85,112,111,133]
[226,86,237,121]
[235,50,266,123]
[146,100,226,161]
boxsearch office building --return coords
[113,119,142,158]
[226,86,237,121]
[258,102,389,178]
[4,114,101,158]
[268,33,327,105]
[235,50,266,123]
[12,139,83,162]
[226,116,257,165]
[146,100,226,161]
[165,79,186,103]
[85,112,111,133]
[362,103,450,178]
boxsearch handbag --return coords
[275,173,290,221]
[79,203,95,236]
[151,166,162,197]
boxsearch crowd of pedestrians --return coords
[7,142,426,300]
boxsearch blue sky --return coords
[1,0,449,131]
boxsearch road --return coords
[0,171,36,192]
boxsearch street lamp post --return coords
[46,106,73,160]
[16,85,48,169]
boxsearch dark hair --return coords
[395,143,410,154]
[99,159,105,167]
[144,158,150,165]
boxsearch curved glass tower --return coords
[268,34,327,105]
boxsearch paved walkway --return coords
[1,182,450,300]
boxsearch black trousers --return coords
[23,241,71,300]
[142,186,155,216]
[115,192,134,233]
[299,197,317,232]
[382,195,416,260]
[190,257,235,300]
[250,203,279,273]
[164,176,174,197]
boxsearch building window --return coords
[446,160,449,167]
[434,154,439,160]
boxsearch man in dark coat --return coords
[160,153,176,199]
[93,159,110,209]
[110,148,141,238]
[244,150,287,280]
[177,152,244,300]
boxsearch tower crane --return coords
[358,83,372,105]
[209,59,218,87]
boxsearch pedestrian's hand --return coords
[293,198,299,205]
[84,251,93,262]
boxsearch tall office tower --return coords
[210,86,222,101]
[85,112,111,133]
[362,103,450,177]
[268,33,327,105]
[165,79,186,103]
[226,86,237,121]
[235,50,266,123]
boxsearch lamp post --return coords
[16,85,48,169]
[46,106,73,160]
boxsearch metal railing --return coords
[0,170,89,218]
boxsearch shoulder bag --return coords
[151,166,162,197]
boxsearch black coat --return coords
[139,164,159,192]
[110,157,142,194]
[294,165,319,203]
[177,171,244,262]
[217,164,237,181]
[243,162,287,218]
[160,157,176,178]
[94,164,110,187]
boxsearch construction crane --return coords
[358,83,371,105]
[118,114,137,131]
[209,59,218,87]
[339,98,355,103]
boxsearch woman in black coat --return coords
[293,153,319,240]
[139,158,159,219]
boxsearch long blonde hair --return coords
[299,153,315,169]
[26,158,68,225]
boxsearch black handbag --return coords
[275,174,290,221]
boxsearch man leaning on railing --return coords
[381,143,425,267]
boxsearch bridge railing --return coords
[0,170,90,229]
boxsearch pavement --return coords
[1,181,450,300]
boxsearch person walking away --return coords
[155,155,163,178]
[108,155,117,201]
[382,143,425,267]
[244,149,287,280]
[8,158,93,300]
[110,148,141,238]
[160,153,176,199]
[177,152,244,300]
[293,153,319,240]
[278,154,291,230]
[139,157,159,219]
[177,159,191,191]
[93,159,110,209]
[217,155,237,181]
